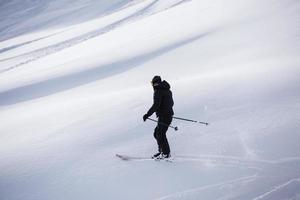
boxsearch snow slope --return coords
[0,0,300,199]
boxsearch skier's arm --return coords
[146,90,162,117]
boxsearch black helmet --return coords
[151,76,161,86]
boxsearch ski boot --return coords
[152,152,162,159]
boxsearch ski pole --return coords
[147,118,178,131]
[173,116,209,126]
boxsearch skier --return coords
[143,76,174,159]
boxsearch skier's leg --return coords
[158,116,172,156]
[153,126,162,153]
[159,126,170,155]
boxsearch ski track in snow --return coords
[155,175,258,200]
[174,155,300,168]
[155,177,300,200]
[153,155,300,200]
[252,178,300,200]
[0,0,191,73]
[0,29,70,55]
[175,155,300,175]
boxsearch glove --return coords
[143,114,149,121]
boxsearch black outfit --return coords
[144,80,174,156]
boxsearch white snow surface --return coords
[0,0,300,199]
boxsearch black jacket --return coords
[147,80,174,117]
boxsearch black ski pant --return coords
[154,115,172,155]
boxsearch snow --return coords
[0,0,300,199]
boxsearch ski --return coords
[115,154,173,162]
[116,154,152,161]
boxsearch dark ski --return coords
[116,154,173,162]
[116,154,152,161]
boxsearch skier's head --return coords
[151,76,161,87]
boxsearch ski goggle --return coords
[151,81,159,86]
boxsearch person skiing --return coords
[143,76,174,159]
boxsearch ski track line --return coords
[0,0,154,71]
[0,28,71,54]
[174,156,264,170]
[252,178,300,200]
[0,0,191,74]
[0,0,136,51]
[154,175,258,200]
[0,0,150,62]
[118,154,300,171]
[170,155,300,172]
[176,155,300,165]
